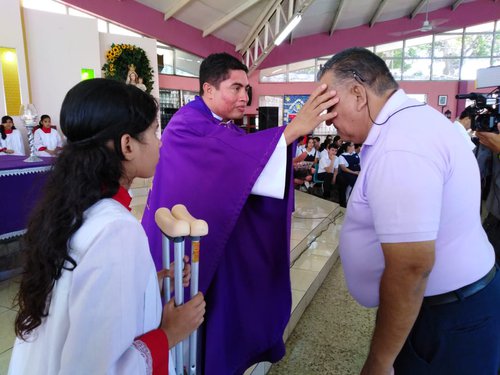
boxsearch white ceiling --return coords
[136,0,477,47]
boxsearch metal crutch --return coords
[155,207,190,375]
[172,204,209,375]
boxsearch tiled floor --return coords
[0,276,19,373]
[0,190,341,374]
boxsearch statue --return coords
[125,64,146,91]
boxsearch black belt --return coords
[423,265,497,306]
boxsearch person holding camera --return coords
[477,125,500,263]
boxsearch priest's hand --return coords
[284,84,339,145]
[161,292,206,348]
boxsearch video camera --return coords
[455,66,500,132]
[455,90,499,132]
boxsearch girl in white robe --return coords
[9,79,205,375]
[33,115,63,157]
[0,116,26,155]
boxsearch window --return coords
[258,21,500,84]
[174,50,202,77]
[260,65,287,82]
[157,46,174,75]
[22,0,66,14]
[405,36,432,58]
[463,34,493,57]
[434,34,463,57]
[493,34,500,56]
[461,58,492,80]
[68,8,94,19]
[432,59,461,80]
[403,59,431,80]
[407,94,427,103]
[108,24,142,37]
[288,60,316,82]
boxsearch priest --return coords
[142,52,337,374]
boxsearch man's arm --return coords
[361,241,435,375]
[476,129,500,154]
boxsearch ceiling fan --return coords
[390,0,447,36]
[419,0,436,32]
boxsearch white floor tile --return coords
[290,268,317,292]
[293,254,329,273]
[291,289,305,312]
[0,309,16,353]
[0,348,12,375]
[0,278,20,310]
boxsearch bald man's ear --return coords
[352,84,367,111]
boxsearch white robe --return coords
[0,129,25,156]
[34,128,63,157]
[8,199,175,375]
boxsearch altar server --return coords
[33,115,63,157]
[0,116,25,155]
[9,78,205,375]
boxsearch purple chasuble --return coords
[141,96,294,374]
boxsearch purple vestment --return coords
[141,96,294,374]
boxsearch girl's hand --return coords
[157,255,191,292]
[161,292,206,348]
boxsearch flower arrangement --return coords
[102,43,154,93]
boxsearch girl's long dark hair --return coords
[14,79,158,339]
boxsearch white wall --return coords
[24,8,102,126]
[0,0,31,116]
[99,33,160,101]
[0,3,160,150]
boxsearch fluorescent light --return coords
[274,14,302,46]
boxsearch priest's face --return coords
[204,69,249,121]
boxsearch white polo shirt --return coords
[339,89,495,307]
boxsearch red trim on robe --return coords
[137,329,169,375]
[111,186,132,211]
[38,146,47,151]
[40,127,51,134]
[4,129,13,134]
[0,147,6,152]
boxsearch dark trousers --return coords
[317,172,333,199]
[394,266,500,375]
[483,213,500,264]
[336,173,348,207]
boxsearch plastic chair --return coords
[312,163,323,195]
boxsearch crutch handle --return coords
[172,204,209,237]
[155,207,190,238]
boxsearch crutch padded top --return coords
[171,204,209,237]
[155,207,190,238]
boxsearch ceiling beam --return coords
[244,0,316,73]
[203,0,263,37]
[329,0,346,35]
[369,0,390,27]
[410,0,428,19]
[163,0,193,21]
[236,0,281,52]
[451,0,466,10]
